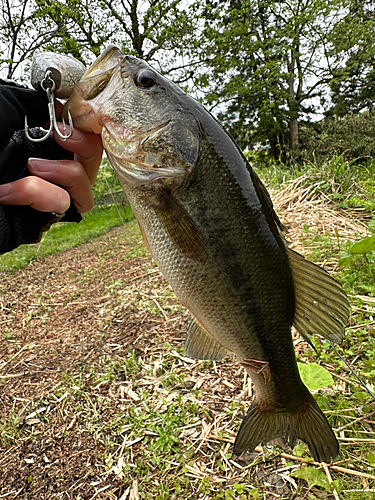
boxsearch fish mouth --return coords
[101,118,171,150]
[101,120,187,186]
[107,155,186,187]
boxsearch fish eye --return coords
[135,70,156,89]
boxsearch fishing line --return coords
[103,169,126,225]
[326,340,375,401]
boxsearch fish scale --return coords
[64,45,350,463]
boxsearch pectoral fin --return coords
[185,317,229,361]
[154,192,207,263]
[288,247,349,344]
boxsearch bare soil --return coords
[0,223,166,499]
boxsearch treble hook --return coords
[25,70,74,143]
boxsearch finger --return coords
[54,124,103,185]
[27,157,94,213]
[0,177,70,213]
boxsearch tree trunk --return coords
[289,112,299,160]
[287,67,300,161]
[288,97,300,161]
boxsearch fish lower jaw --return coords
[106,152,185,187]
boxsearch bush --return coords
[301,111,375,164]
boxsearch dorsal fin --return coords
[287,247,349,344]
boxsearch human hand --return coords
[0,126,103,214]
[0,81,102,253]
[0,85,103,217]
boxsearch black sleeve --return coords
[0,80,81,255]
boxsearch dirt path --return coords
[1,222,178,499]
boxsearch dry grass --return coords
[272,176,370,269]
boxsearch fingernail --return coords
[56,123,82,141]
[0,183,11,198]
[28,158,58,172]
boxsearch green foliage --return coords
[263,154,375,211]
[367,452,375,467]
[189,0,364,161]
[291,467,334,492]
[339,235,375,267]
[328,1,375,116]
[0,0,59,80]
[2,0,374,171]
[339,260,375,297]
[315,154,363,198]
[0,416,24,446]
[1,0,196,80]
[198,478,258,500]
[297,363,334,391]
[34,0,107,57]
[301,111,375,164]
[0,203,133,273]
[292,442,309,458]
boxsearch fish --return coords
[64,46,349,463]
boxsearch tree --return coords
[190,0,347,161]
[327,0,375,116]
[0,0,196,80]
[0,0,67,79]
[97,0,193,67]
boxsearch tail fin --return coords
[233,394,339,463]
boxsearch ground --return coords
[0,188,374,500]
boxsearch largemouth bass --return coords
[65,46,349,463]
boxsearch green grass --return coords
[0,203,134,273]
[49,351,259,500]
[290,200,375,499]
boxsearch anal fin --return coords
[185,317,229,361]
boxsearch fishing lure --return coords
[25,52,85,142]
